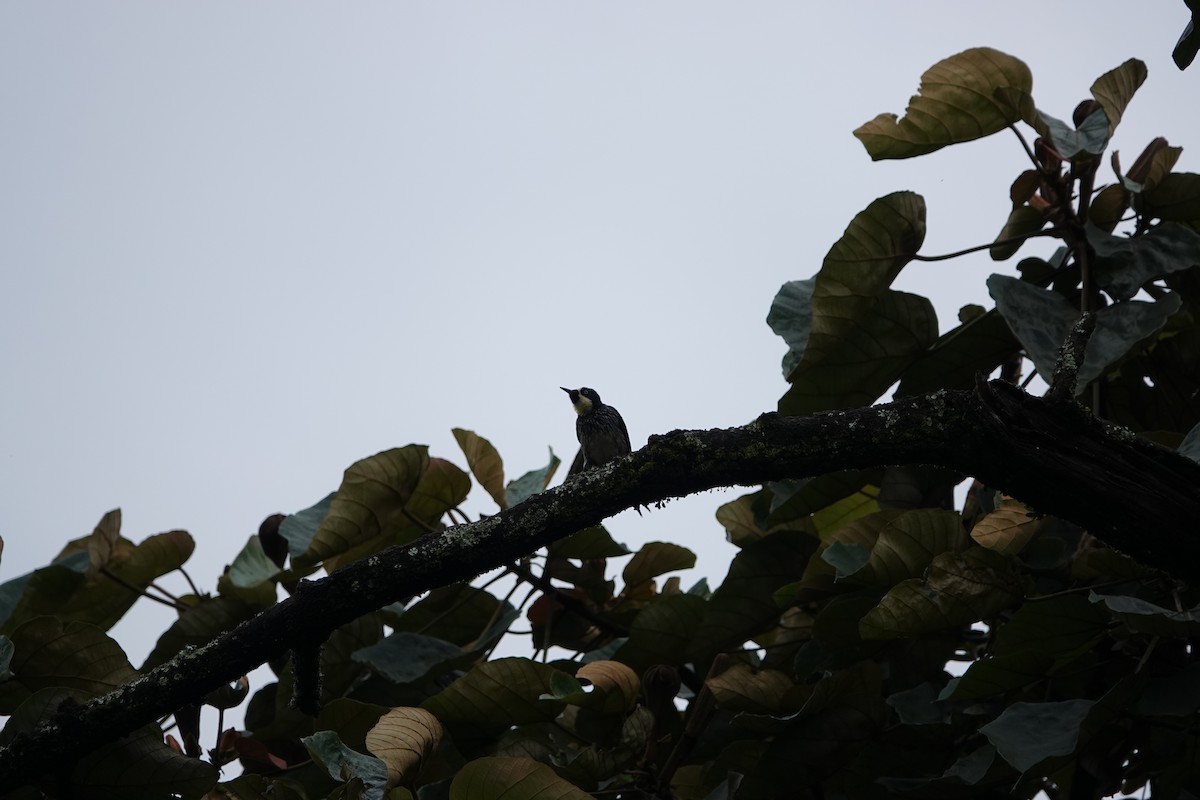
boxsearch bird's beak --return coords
[560,387,572,395]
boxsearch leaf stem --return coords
[911,230,1059,262]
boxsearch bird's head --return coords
[561,386,601,415]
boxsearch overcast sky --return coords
[1,3,1195,684]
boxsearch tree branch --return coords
[2,380,1199,789]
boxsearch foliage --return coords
[3,47,1200,800]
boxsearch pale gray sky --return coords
[0,4,1194,677]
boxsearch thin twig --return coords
[100,568,189,612]
[911,230,1059,262]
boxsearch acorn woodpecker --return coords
[561,387,632,477]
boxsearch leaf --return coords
[1181,422,1200,464]
[820,541,870,581]
[859,548,1027,640]
[421,658,565,741]
[574,660,640,713]
[1039,108,1110,159]
[706,663,793,714]
[896,309,1020,395]
[980,699,1095,772]
[690,531,818,661]
[0,617,138,714]
[390,583,518,650]
[365,707,443,788]
[504,448,561,508]
[1142,172,1200,223]
[774,192,929,412]
[1090,593,1200,637]
[225,535,283,588]
[449,757,592,800]
[1089,222,1200,301]
[353,632,465,685]
[990,205,1046,261]
[296,446,430,570]
[779,290,937,415]
[547,526,630,559]
[86,509,122,577]
[766,278,816,378]
[613,593,706,673]
[622,542,696,591]
[988,274,1183,391]
[142,596,260,671]
[853,48,1032,160]
[303,729,389,793]
[452,428,507,509]
[72,722,217,799]
[1089,59,1147,137]
[279,492,335,560]
[970,498,1046,555]
[317,698,392,752]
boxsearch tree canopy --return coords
[2,47,1199,800]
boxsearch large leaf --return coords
[1090,58,1147,137]
[988,274,1183,391]
[896,308,1020,395]
[365,707,443,788]
[1090,593,1200,637]
[621,542,696,591]
[142,596,261,671]
[613,593,706,673]
[779,289,937,415]
[353,632,465,686]
[689,531,818,661]
[505,448,561,508]
[279,492,335,560]
[547,526,630,559]
[970,498,1047,555]
[449,757,591,800]
[452,428,507,509]
[73,722,217,799]
[0,617,138,714]
[990,205,1047,261]
[1142,172,1200,223]
[859,547,1027,639]
[1038,108,1110,159]
[296,446,429,570]
[422,658,565,741]
[390,583,518,650]
[1089,222,1200,301]
[302,729,389,795]
[980,699,1094,772]
[766,278,817,378]
[854,48,1033,159]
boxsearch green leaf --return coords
[449,757,592,800]
[73,722,218,799]
[296,446,430,570]
[421,658,566,741]
[988,274,1183,391]
[689,531,818,661]
[452,428,508,509]
[0,617,138,714]
[853,48,1032,160]
[353,632,465,685]
[1141,172,1200,223]
[1090,59,1147,137]
[970,498,1047,555]
[142,596,261,671]
[391,584,518,650]
[1181,422,1200,464]
[279,492,335,559]
[820,541,870,581]
[779,289,937,415]
[613,594,706,673]
[766,470,882,526]
[1039,108,1110,159]
[504,448,561,508]
[896,309,1020,396]
[859,547,1027,640]
[1090,592,1200,637]
[302,729,389,794]
[226,535,283,588]
[990,205,1047,261]
[1089,222,1200,301]
[547,526,630,559]
[621,542,696,590]
[766,278,816,378]
[980,699,1094,772]
[317,698,391,752]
